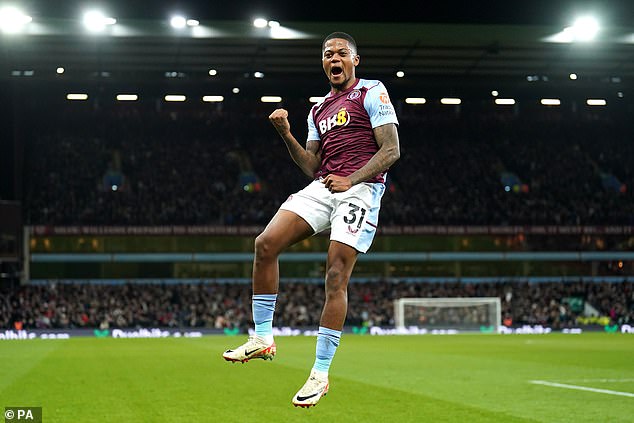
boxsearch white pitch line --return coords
[530,380,634,398]
[562,379,634,383]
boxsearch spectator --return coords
[22,100,634,226]
[1,280,631,330]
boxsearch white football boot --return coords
[292,369,329,408]
[222,335,276,363]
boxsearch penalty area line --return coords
[530,380,634,398]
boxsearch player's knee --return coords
[254,233,279,261]
[325,266,343,284]
[325,263,349,294]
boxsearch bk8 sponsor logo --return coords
[318,107,350,134]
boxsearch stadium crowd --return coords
[22,100,634,226]
[1,280,631,330]
[11,100,633,335]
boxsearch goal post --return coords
[394,297,501,334]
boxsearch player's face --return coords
[322,38,359,92]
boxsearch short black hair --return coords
[322,32,357,53]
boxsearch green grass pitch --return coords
[1,333,633,422]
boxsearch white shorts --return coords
[279,179,386,253]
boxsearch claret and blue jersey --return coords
[307,78,399,183]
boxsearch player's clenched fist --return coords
[269,109,291,136]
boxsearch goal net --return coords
[394,297,501,333]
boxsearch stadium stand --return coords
[23,101,634,226]
[12,98,633,335]
[1,280,631,330]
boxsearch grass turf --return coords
[1,333,632,422]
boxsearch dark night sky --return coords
[17,0,634,26]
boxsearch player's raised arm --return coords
[347,122,400,186]
[269,108,321,178]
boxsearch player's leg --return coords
[250,210,314,343]
[319,241,358,330]
[223,210,313,363]
[292,241,358,407]
[292,182,384,406]
[253,209,314,294]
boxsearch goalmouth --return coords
[394,297,502,334]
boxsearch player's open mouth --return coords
[331,67,343,76]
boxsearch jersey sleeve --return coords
[363,81,399,128]
[306,106,321,142]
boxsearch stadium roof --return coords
[2,2,634,96]
[18,0,634,26]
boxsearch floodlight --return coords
[261,96,282,103]
[0,6,32,33]
[541,99,561,106]
[56,67,65,74]
[232,88,240,94]
[268,20,280,28]
[441,98,461,105]
[254,72,264,78]
[569,73,578,80]
[544,15,600,43]
[208,69,217,76]
[83,10,116,32]
[116,94,138,101]
[186,19,199,27]
[569,16,599,41]
[405,98,426,104]
[396,71,405,78]
[253,18,268,28]
[495,98,516,105]
[170,16,186,29]
[270,26,304,39]
[491,90,499,97]
[586,99,606,106]
[202,96,224,102]
[164,95,186,102]
[67,94,88,101]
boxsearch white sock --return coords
[311,369,329,380]
[257,334,274,345]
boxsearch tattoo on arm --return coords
[306,140,321,159]
[348,123,400,185]
[283,135,321,178]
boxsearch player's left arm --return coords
[350,123,400,185]
[323,123,400,192]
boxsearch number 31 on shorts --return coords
[343,203,366,229]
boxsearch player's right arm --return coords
[269,108,321,178]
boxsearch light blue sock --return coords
[252,294,277,338]
[312,326,342,373]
